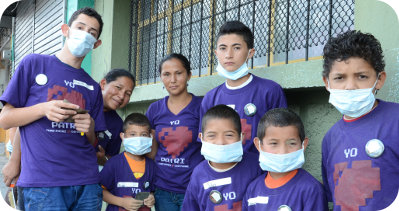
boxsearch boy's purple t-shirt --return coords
[182,153,262,210]
[242,169,327,211]
[145,95,203,193]
[100,153,156,211]
[200,74,287,154]
[0,54,106,187]
[322,100,399,210]
[97,110,123,156]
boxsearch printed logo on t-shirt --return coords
[241,119,252,145]
[117,182,139,188]
[64,79,94,90]
[158,126,192,162]
[333,160,381,210]
[203,177,232,190]
[214,200,242,211]
[247,196,269,206]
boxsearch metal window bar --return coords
[130,0,354,85]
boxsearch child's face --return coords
[215,34,255,72]
[160,58,191,96]
[120,124,150,139]
[200,118,240,145]
[256,125,307,154]
[323,57,386,90]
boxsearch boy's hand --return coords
[72,114,93,133]
[2,159,20,187]
[143,193,155,208]
[121,197,143,211]
[41,100,78,122]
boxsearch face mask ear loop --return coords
[327,79,331,91]
[373,73,381,95]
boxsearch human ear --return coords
[120,132,125,140]
[93,39,102,49]
[303,137,309,151]
[322,77,329,90]
[61,24,69,37]
[100,79,107,90]
[375,71,386,91]
[247,48,255,60]
[254,137,261,152]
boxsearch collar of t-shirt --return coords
[225,74,253,90]
[207,160,238,172]
[265,169,298,189]
[124,152,145,179]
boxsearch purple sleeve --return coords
[303,184,328,211]
[321,133,332,202]
[100,158,116,190]
[0,55,33,107]
[145,103,156,129]
[267,83,287,110]
[182,179,200,211]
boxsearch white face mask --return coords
[201,139,243,163]
[216,51,251,80]
[258,141,305,173]
[67,29,97,57]
[123,136,152,155]
[328,76,379,118]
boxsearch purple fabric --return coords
[199,74,287,154]
[145,94,203,193]
[100,153,156,211]
[322,100,399,210]
[182,153,262,210]
[97,110,123,156]
[243,169,327,211]
[0,54,106,187]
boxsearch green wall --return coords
[93,0,399,182]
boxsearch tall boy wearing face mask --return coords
[321,30,399,210]
[100,113,156,211]
[182,105,262,210]
[199,21,287,155]
[243,108,327,210]
[0,7,106,210]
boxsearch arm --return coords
[103,189,143,211]
[2,128,21,186]
[145,129,158,160]
[0,101,79,129]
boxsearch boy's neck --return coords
[226,73,251,87]
[56,46,85,69]
[269,171,291,180]
[209,161,237,170]
[125,151,144,161]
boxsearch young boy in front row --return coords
[183,105,262,210]
[100,113,156,211]
[243,108,327,210]
[322,31,399,210]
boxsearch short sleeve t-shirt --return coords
[322,100,399,210]
[100,153,156,211]
[200,74,287,154]
[0,54,106,187]
[242,169,327,211]
[97,110,123,156]
[182,153,262,210]
[146,94,203,193]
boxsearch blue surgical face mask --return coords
[67,29,97,57]
[216,51,251,80]
[328,77,379,118]
[123,136,152,155]
[258,141,305,173]
[201,138,243,163]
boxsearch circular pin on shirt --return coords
[244,103,257,117]
[278,205,292,211]
[209,190,222,204]
[35,74,48,85]
[365,139,384,158]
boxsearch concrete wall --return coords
[92,0,399,181]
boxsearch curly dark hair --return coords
[322,30,385,78]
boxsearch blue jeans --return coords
[23,184,102,211]
[154,188,185,211]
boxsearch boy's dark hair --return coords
[257,108,305,142]
[123,113,151,132]
[201,104,241,134]
[158,53,191,75]
[68,7,103,38]
[216,21,254,49]
[104,68,136,88]
[322,30,385,78]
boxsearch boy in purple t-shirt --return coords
[322,31,399,210]
[101,113,156,211]
[182,105,262,211]
[200,21,287,154]
[243,108,327,211]
[0,7,106,210]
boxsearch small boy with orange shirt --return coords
[100,113,156,211]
